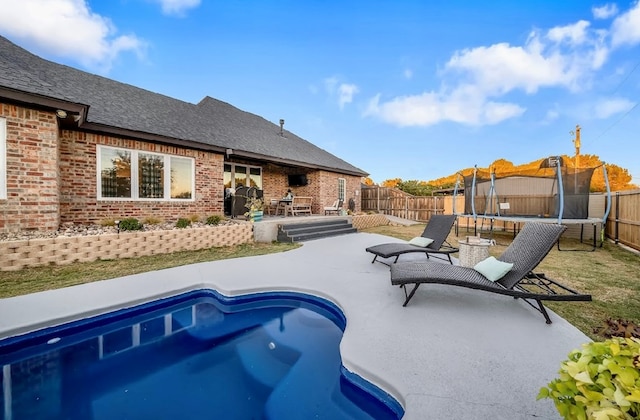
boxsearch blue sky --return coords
[1,0,639,185]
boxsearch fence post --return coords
[614,192,619,244]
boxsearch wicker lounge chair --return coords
[389,222,592,323]
[366,214,458,265]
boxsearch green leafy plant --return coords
[538,337,640,419]
[243,196,264,222]
[205,215,222,225]
[175,218,191,229]
[244,197,264,213]
[118,218,143,231]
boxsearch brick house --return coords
[0,36,367,233]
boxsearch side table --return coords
[457,238,493,267]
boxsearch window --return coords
[338,178,346,201]
[0,118,5,199]
[97,146,194,200]
[224,163,262,190]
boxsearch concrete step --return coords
[278,220,356,242]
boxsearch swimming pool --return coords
[0,289,404,419]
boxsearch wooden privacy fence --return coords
[605,189,640,251]
[363,185,640,251]
[361,186,444,221]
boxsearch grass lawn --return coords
[1,224,638,340]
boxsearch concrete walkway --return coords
[0,232,589,419]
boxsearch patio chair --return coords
[366,214,458,265]
[266,199,279,215]
[389,222,592,324]
[324,199,343,215]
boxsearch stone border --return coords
[0,224,254,271]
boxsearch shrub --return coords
[99,218,116,227]
[176,218,191,229]
[188,214,201,223]
[143,216,163,225]
[205,215,222,226]
[538,337,640,419]
[118,217,143,231]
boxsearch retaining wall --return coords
[0,224,253,271]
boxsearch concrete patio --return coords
[0,232,589,419]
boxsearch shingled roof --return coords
[0,36,367,176]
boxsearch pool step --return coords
[277,219,357,242]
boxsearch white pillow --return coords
[473,257,514,282]
[408,237,434,248]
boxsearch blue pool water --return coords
[0,290,403,419]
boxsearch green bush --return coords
[205,215,222,226]
[118,218,143,231]
[538,337,640,419]
[175,218,191,229]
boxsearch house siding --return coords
[0,103,60,232]
[58,130,225,225]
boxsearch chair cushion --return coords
[473,256,514,282]
[408,237,434,247]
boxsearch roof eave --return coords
[79,122,228,154]
[0,87,87,116]
[228,149,368,177]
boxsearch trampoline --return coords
[454,156,611,251]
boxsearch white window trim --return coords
[97,145,195,201]
[225,163,262,189]
[338,178,346,201]
[0,118,6,200]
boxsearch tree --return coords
[382,178,402,188]
[397,180,434,196]
[362,177,376,186]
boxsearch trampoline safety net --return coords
[463,157,596,219]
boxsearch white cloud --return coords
[323,77,359,109]
[150,0,201,17]
[594,98,635,118]
[338,83,359,109]
[363,89,524,127]
[611,1,640,47]
[547,20,591,45]
[592,3,619,19]
[0,0,145,72]
[364,13,620,128]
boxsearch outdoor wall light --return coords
[55,109,68,118]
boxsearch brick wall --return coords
[1,100,363,232]
[317,171,362,213]
[255,163,362,214]
[59,131,225,225]
[0,103,60,232]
